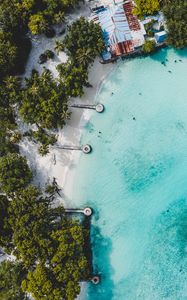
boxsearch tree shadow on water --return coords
[150,46,169,63]
[175,47,187,58]
[86,225,115,300]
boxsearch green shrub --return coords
[0,153,32,193]
[142,40,156,53]
[44,49,55,59]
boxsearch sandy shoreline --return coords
[19,56,114,208]
[0,3,115,299]
[17,57,114,300]
[63,59,114,202]
[63,59,115,300]
[65,59,115,300]
[16,0,115,206]
[18,6,115,206]
[16,10,115,298]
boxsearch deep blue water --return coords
[72,48,187,300]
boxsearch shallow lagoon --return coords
[72,48,187,299]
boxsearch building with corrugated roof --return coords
[90,1,145,59]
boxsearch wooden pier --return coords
[69,103,104,113]
[54,144,92,154]
[65,207,101,283]
[65,207,93,216]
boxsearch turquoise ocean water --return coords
[72,48,187,300]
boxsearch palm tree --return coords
[54,40,64,54]
[4,76,21,104]
[54,11,65,24]
[29,84,40,96]
[4,76,20,90]
[41,69,52,84]
[76,48,93,68]
[61,106,71,122]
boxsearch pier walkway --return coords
[65,207,93,216]
[65,207,100,283]
[69,103,104,113]
[54,144,92,154]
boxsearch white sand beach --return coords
[19,34,114,207]
[8,6,114,298]
[0,3,114,278]
[18,1,114,207]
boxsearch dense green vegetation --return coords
[0,163,90,300]
[18,69,70,154]
[17,18,104,152]
[162,0,187,48]
[0,153,32,193]
[8,186,63,266]
[0,0,80,80]
[0,261,27,300]
[0,0,80,35]
[142,40,156,53]
[0,16,99,291]
[134,0,160,17]
[0,77,21,156]
[27,128,57,156]
[22,218,89,300]
[63,17,105,59]
[0,17,104,156]
[0,2,104,299]
[20,70,70,129]
[57,17,105,96]
[0,32,18,79]
[134,0,187,48]
[0,195,10,249]
[0,184,89,299]
[57,62,89,97]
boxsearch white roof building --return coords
[90,1,146,57]
[90,5,132,46]
[155,30,167,43]
[96,0,124,6]
[91,5,132,45]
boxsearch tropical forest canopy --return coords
[134,0,160,17]
[134,0,187,48]
[0,0,104,297]
[0,14,104,153]
[162,0,187,48]
[0,0,80,34]
[0,182,90,299]
[0,0,85,78]
[0,260,27,300]
[0,2,104,299]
